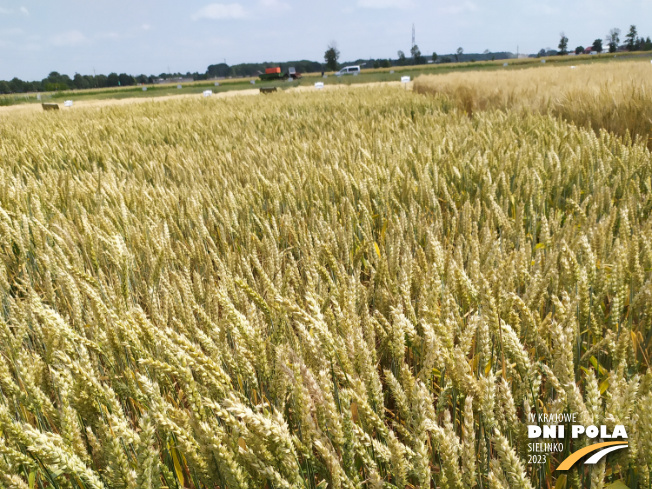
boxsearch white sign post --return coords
[541,59,546,63]
[142,86,147,91]
[177,84,182,89]
[214,82,220,86]
[203,90,212,97]
[401,76,410,83]
[503,62,508,67]
[63,100,73,107]
[250,80,255,85]
[36,94,41,101]
[314,82,324,89]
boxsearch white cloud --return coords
[259,0,291,12]
[141,23,152,30]
[0,7,12,14]
[51,30,87,47]
[20,6,28,15]
[191,3,248,20]
[97,31,121,40]
[357,0,413,9]
[438,1,478,14]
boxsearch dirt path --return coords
[0,81,408,116]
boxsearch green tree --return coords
[73,73,85,89]
[575,46,584,55]
[645,36,652,51]
[397,50,406,65]
[432,52,437,63]
[380,59,391,68]
[455,47,463,61]
[324,42,340,71]
[107,73,119,87]
[625,25,637,51]
[9,77,25,93]
[558,33,569,55]
[206,63,230,78]
[410,44,424,64]
[118,73,135,86]
[606,28,620,53]
[592,39,603,53]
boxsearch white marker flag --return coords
[203,90,212,97]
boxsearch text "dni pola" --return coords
[528,425,628,439]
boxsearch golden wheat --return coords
[0,81,650,489]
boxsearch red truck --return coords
[258,67,301,81]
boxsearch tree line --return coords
[555,25,652,56]
[2,25,651,95]
[0,60,323,95]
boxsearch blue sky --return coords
[1,0,651,80]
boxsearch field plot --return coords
[414,61,652,148]
[0,80,651,489]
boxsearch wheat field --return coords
[413,61,652,148]
[0,80,651,489]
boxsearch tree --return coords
[380,59,391,68]
[625,25,637,51]
[95,74,108,88]
[558,33,568,55]
[645,36,652,51]
[592,39,603,53]
[397,50,406,65]
[537,48,546,57]
[410,44,424,64]
[118,73,135,86]
[206,63,231,78]
[606,28,620,53]
[9,77,25,93]
[455,47,463,61]
[324,42,340,71]
[73,73,85,89]
[107,73,119,87]
[575,46,584,55]
[432,52,438,63]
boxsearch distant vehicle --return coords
[258,67,302,81]
[335,65,361,76]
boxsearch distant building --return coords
[154,77,194,85]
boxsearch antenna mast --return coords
[412,23,415,50]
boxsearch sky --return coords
[1,0,651,80]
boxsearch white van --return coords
[336,65,361,76]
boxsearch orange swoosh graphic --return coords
[557,441,628,471]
